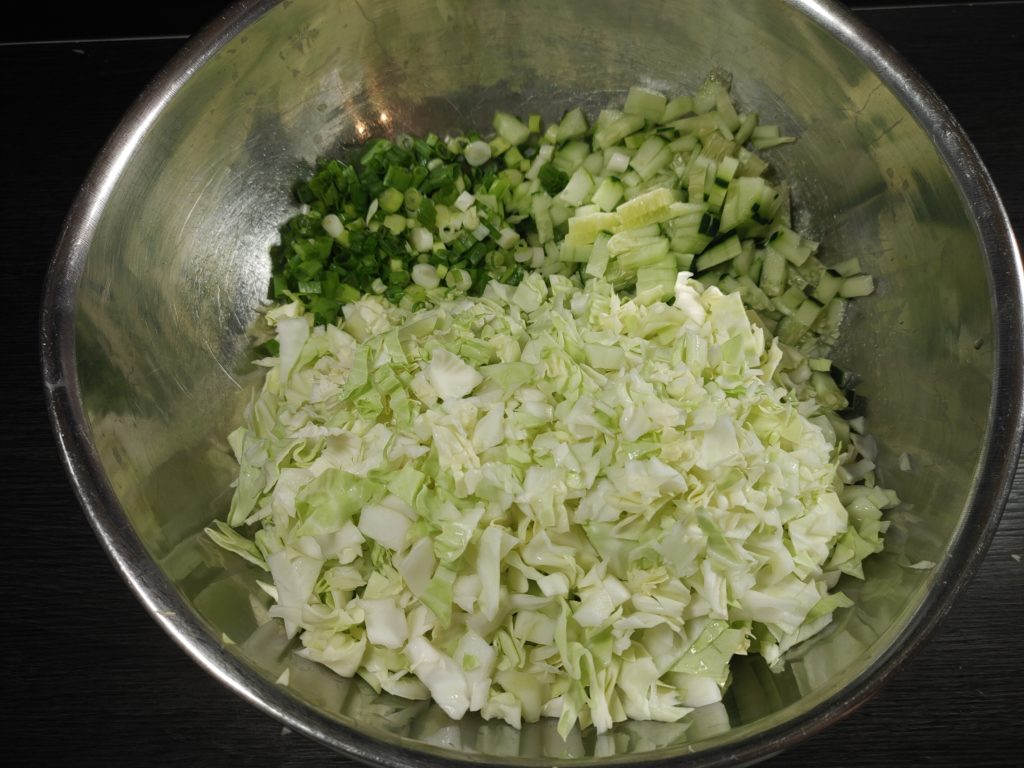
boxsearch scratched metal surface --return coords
[6,1,1023,766]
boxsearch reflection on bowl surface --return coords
[42,0,1022,766]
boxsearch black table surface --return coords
[4,2,1022,766]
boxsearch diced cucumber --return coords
[793,297,824,328]
[715,91,741,131]
[688,160,709,203]
[707,155,739,214]
[816,297,847,341]
[698,132,736,164]
[759,247,787,297]
[525,144,555,180]
[768,227,817,267]
[604,148,632,174]
[493,111,531,146]
[624,86,668,123]
[663,95,694,122]
[752,136,797,150]
[635,266,678,303]
[616,187,678,229]
[775,315,808,345]
[811,371,849,411]
[832,257,862,277]
[556,167,595,207]
[696,267,727,288]
[594,113,646,149]
[673,252,695,271]
[812,270,844,303]
[558,240,592,263]
[751,124,780,141]
[718,274,741,294]
[839,274,875,298]
[619,223,661,239]
[671,113,720,136]
[736,275,773,312]
[668,134,698,153]
[549,199,570,228]
[616,237,671,272]
[531,194,554,243]
[733,240,755,276]
[694,234,742,272]
[586,233,611,278]
[734,112,758,145]
[698,212,720,237]
[774,285,806,316]
[736,148,768,178]
[565,211,619,246]
[623,132,649,151]
[556,107,589,142]
[553,140,591,174]
[620,170,642,190]
[694,72,730,114]
[592,178,625,212]
[670,232,713,254]
[630,136,672,180]
[582,151,605,176]
[748,250,764,284]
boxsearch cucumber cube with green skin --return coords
[813,270,845,303]
[694,235,742,272]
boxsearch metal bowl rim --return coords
[38,1,1024,765]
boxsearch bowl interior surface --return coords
[61,0,1009,764]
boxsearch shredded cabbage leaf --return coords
[208,271,897,736]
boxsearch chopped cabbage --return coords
[208,272,897,737]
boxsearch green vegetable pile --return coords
[210,75,897,737]
[270,71,873,346]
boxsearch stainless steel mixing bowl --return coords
[41,0,1023,765]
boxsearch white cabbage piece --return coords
[208,271,897,739]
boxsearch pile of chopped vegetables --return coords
[209,74,898,737]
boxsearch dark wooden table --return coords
[4,2,1021,765]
